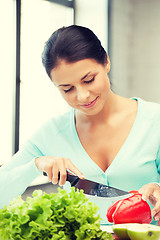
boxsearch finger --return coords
[59,171,67,186]
[153,211,160,221]
[149,194,158,206]
[139,188,154,202]
[52,160,59,184]
[66,158,85,179]
[151,193,160,217]
[43,162,53,182]
[58,158,67,186]
[45,168,52,182]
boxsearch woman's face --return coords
[50,58,111,116]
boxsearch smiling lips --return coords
[80,96,99,108]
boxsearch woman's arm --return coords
[0,141,84,208]
[0,140,42,208]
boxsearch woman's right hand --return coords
[34,156,85,186]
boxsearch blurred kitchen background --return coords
[0,0,160,191]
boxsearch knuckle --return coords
[61,158,66,165]
[64,158,71,168]
[52,159,58,166]
[65,158,71,163]
[145,192,151,198]
[45,163,52,172]
[60,172,67,179]
[155,202,160,210]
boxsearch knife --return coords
[43,172,132,199]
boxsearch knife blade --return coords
[43,171,132,199]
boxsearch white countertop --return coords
[100,225,113,233]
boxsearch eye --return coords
[84,77,95,84]
[64,86,74,93]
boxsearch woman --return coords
[0,25,160,225]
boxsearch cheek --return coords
[94,78,110,94]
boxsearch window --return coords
[20,0,74,146]
[0,0,15,165]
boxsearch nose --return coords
[76,86,90,102]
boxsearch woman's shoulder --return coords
[136,97,160,121]
[44,109,73,130]
[49,108,73,127]
[31,108,74,140]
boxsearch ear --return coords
[106,54,111,73]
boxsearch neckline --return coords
[71,97,141,175]
[104,97,141,173]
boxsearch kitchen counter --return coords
[100,225,120,239]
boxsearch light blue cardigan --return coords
[0,97,160,224]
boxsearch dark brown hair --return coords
[42,25,107,78]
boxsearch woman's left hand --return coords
[138,183,160,225]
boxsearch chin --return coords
[83,105,104,116]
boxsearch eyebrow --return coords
[58,71,91,87]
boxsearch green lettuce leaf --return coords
[0,187,113,240]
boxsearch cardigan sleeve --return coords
[0,111,72,209]
[0,140,42,208]
[156,145,160,174]
[154,144,160,187]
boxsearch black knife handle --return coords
[43,171,79,186]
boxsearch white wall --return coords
[110,0,160,103]
[75,0,108,52]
